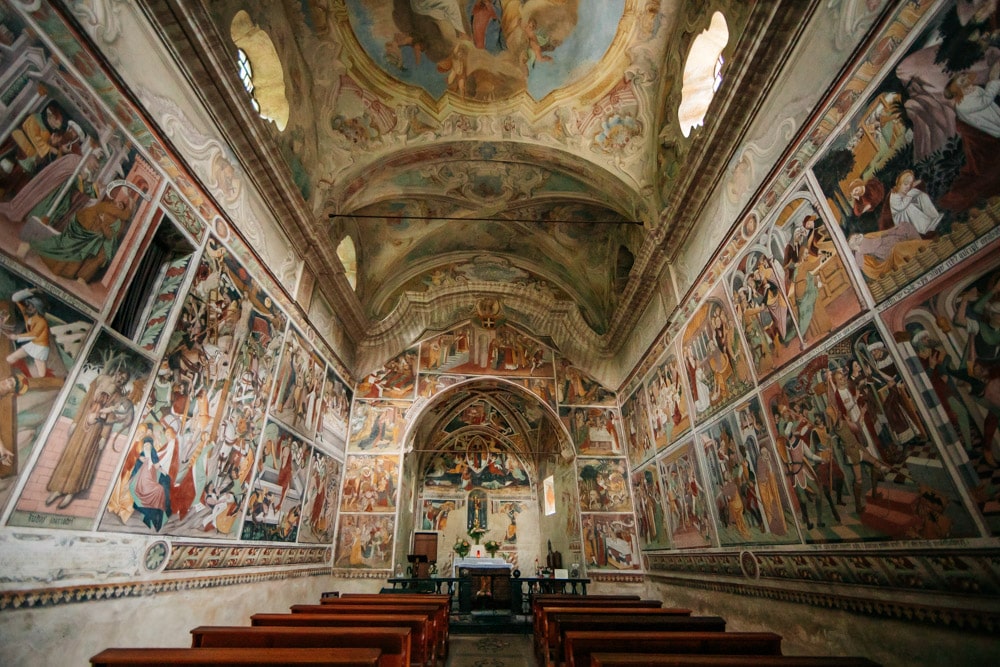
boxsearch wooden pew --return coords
[290,603,444,663]
[251,613,434,667]
[189,626,410,667]
[589,655,881,667]
[533,600,664,653]
[563,631,783,667]
[316,597,451,657]
[544,614,727,667]
[90,646,381,666]
[339,593,451,610]
[537,607,693,665]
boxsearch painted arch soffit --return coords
[408,379,568,465]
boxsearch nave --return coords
[87,589,883,666]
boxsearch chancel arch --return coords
[397,377,580,576]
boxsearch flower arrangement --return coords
[468,526,487,543]
[453,538,470,558]
[484,540,501,557]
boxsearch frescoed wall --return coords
[0,7,354,572]
[0,261,92,508]
[622,5,1000,596]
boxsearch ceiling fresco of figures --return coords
[173,0,807,371]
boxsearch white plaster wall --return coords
[0,575,336,667]
[646,580,1000,667]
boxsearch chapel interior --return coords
[0,1,999,665]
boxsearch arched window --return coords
[337,235,358,290]
[230,10,289,130]
[236,48,260,114]
[678,11,729,138]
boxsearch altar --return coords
[453,557,512,576]
[454,557,513,613]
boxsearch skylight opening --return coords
[678,11,729,138]
[337,235,358,291]
[230,10,288,130]
[236,48,260,113]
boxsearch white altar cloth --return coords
[453,557,512,576]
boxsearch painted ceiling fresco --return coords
[185,0,802,371]
[346,0,626,102]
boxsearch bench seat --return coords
[563,631,783,667]
[251,613,433,667]
[189,625,411,667]
[588,654,881,667]
[89,646,381,666]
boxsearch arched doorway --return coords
[394,378,580,579]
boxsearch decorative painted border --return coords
[648,572,1000,633]
[647,547,1000,631]
[164,544,331,571]
[0,567,329,611]
[589,572,644,584]
[331,569,393,579]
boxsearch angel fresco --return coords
[812,0,1000,302]
[763,323,977,542]
[884,240,1000,533]
[346,1,624,102]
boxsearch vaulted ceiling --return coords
[139,0,817,383]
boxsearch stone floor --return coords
[444,634,538,667]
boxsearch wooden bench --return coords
[563,631,783,667]
[339,593,451,610]
[538,607,693,665]
[589,654,881,667]
[251,613,434,667]
[90,646,381,666]
[533,600,664,653]
[290,603,444,664]
[189,626,411,667]
[315,597,451,658]
[544,614,727,667]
